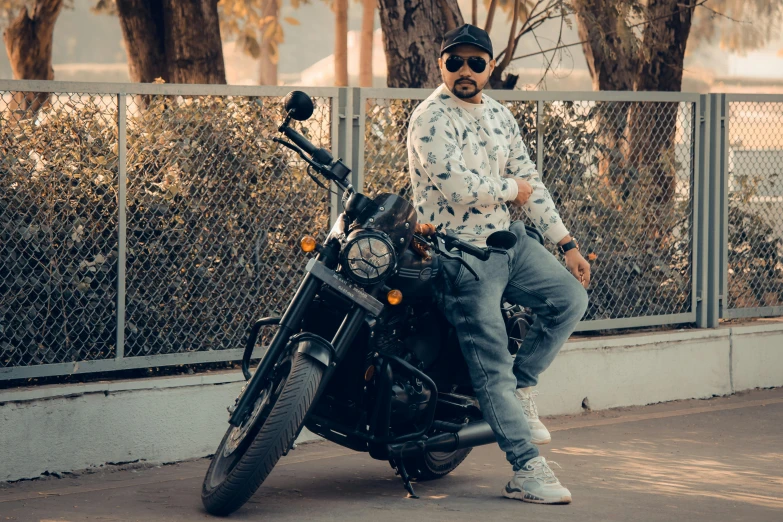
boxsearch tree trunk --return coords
[116,0,168,83]
[162,0,226,84]
[634,0,696,92]
[572,0,636,92]
[2,0,63,116]
[488,0,519,90]
[360,0,375,87]
[377,0,463,88]
[626,0,697,212]
[484,0,498,33]
[572,0,636,193]
[259,0,279,85]
[334,0,349,86]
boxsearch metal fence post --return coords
[707,94,727,326]
[116,93,127,359]
[695,95,710,328]
[696,93,725,328]
[351,87,363,192]
[331,88,350,225]
[717,94,729,321]
[536,99,544,174]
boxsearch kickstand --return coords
[391,459,419,499]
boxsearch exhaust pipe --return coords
[387,421,496,459]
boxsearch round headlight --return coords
[340,230,397,285]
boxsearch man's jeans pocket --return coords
[440,250,466,289]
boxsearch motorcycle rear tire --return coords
[201,352,324,516]
[403,448,472,481]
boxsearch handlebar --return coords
[416,225,492,261]
[414,225,519,281]
[282,125,318,156]
[275,122,351,189]
[442,232,490,261]
[281,125,335,165]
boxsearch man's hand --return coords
[564,250,591,288]
[510,179,533,206]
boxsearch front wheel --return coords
[201,351,324,516]
[402,448,472,481]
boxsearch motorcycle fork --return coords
[229,240,340,427]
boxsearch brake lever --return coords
[272,137,323,168]
[437,249,480,281]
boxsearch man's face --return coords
[439,44,494,101]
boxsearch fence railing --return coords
[0,81,780,382]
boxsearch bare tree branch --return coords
[511,0,708,63]
[698,3,752,25]
[530,13,563,88]
[495,0,561,62]
[496,0,521,71]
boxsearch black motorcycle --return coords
[201,91,543,516]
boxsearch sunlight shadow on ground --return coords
[552,440,783,510]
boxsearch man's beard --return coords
[452,79,481,99]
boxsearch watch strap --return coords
[559,239,579,254]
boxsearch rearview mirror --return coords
[284,91,314,121]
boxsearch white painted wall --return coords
[536,329,733,416]
[1,322,781,482]
[0,374,319,482]
[730,322,783,392]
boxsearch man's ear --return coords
[489,59,496,76]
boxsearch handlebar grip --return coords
[283,126,318,156]
[283,126,334,165]
[458,241,490,261]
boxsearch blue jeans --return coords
[438,221,588,470]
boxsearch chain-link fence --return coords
[1,82,780,381]
[1,92,120,369]
[360,91,696,329]
[122,93,332,357]
[726,96,783,317]
[1,82,336,379]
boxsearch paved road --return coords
[2,388,782,522]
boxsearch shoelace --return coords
[531,458,562,484]
[519,389,540,419]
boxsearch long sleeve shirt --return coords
[407,84,569,247]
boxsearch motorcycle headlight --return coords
[340,230,397,285]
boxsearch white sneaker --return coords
[515,387,551,445]
[502,456,572,504]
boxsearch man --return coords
[406,24,590,504]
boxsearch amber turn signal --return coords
[387,289,403,306]
[300,235,317,253]
[364,365,375,382]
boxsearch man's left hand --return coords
[565,250,591,288]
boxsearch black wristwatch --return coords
[559,239,579,255]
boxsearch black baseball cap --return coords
[440,24,493,59]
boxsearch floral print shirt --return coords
[407,84,568,247]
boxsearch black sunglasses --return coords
[444,55,488,74]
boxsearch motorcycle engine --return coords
[389,375,432,427]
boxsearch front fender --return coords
[291,333,335,368]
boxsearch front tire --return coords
[403,448,472,481]
[201,351,324,516]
